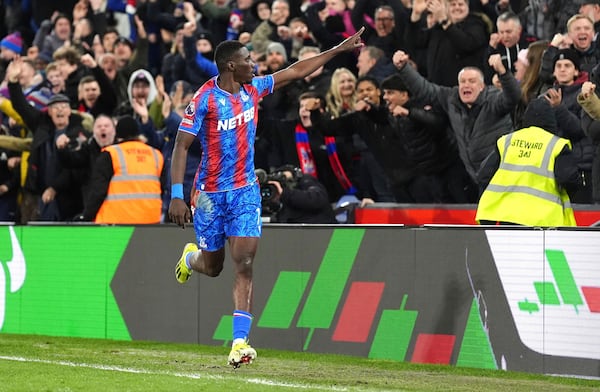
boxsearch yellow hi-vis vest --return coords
[95,141,164,224]
[476,126,576,226]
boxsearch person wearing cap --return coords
[168,27,365,368]
[484,11,537,84]
[116,69,164,148]
[7,57,91,222]
[0,32,23,83]
[81,115,163,224]
[0,32,22,61]
[258,40,295,120]
[310,75,470,203]
[476,97,581,226]
[540,48,595,203]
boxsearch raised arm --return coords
[272,27,365,89]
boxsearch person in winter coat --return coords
[406,0,489,87]
[391,50,521,185]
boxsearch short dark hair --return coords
[214,40,245,73]
[79,75,98,87]
[356,75,380,89]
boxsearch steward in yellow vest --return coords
[82,115,164,224]
[476,99,581,226]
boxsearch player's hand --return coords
[169,198,191,228]
[336,26,365,52]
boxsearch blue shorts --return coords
[192,183,262,251]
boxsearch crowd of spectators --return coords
[0,0,599,224]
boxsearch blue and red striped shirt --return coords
[178,75,274,192]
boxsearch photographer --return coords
[259,165,337,224]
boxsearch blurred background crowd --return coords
[1,0,600,224]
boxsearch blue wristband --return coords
[171,183,184,200]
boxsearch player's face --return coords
[232,47,256,84]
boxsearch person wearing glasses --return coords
[351,3,410,57]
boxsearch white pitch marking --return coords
[0,355,349,391]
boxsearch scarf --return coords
[294,123,356,193]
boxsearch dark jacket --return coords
[396,63,521,181]
[9,81,89,220]
[78,65,118,117]
[484,33,537,83]
[407,13,489,87]
[276,173,337,224]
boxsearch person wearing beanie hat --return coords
[115,115,140,140]
[553,48,581,72]
[545,47,594,204]
[476,97,581,226]
[81,114,164,224]
[266,41,288,69]
[0,32,23,59]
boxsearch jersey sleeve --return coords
[252,75,274,99]
[178,92,208,136]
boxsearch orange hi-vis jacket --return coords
[95,141,164,224]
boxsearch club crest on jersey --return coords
[185,102,195,116]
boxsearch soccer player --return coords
[168,26,365,368]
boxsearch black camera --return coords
[255,166,302,215]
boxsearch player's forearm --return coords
[170,138,189,185]
[286,45,345,78]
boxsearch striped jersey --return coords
[178,75,274,192]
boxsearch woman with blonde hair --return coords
[325,67,357,118]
